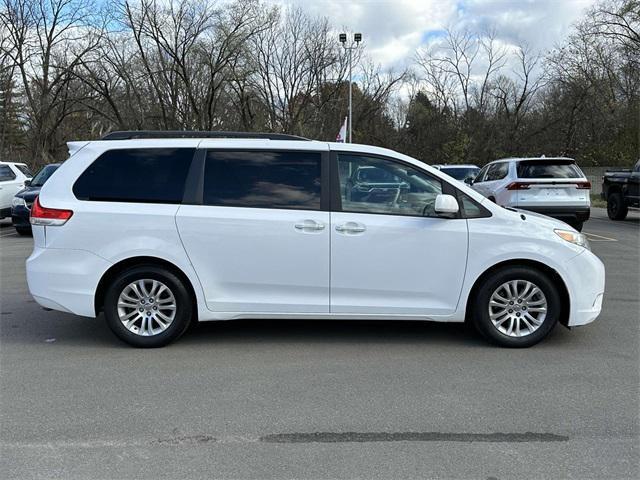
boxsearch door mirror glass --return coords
[23,179,31,187]
[434,194,459,216]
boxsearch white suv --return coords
[26,132,605,348]
[471,157,591,231]
[0,161,32,218]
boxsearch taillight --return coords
[576,181,591,189]
[30,197,73,226]
[506,182,531,190]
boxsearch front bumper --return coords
[562,249,605,327]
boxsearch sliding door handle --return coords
[335,222,366,234]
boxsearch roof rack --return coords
[101,131,310,141]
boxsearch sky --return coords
[266,0,598,70]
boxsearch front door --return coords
[177,148,330,313]
[330,153,468,316]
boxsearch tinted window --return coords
[73,149,195,203]
[31,164,59,187]
[339,154,442,217]
[459,193,488,218]
[15,164,33,177]
[0,165,16,181]
[517,161,582,179]
[203,150,321,210]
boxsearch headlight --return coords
[12,197,26,208]
[555,229,590,250]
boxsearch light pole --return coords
[339,32,362,143]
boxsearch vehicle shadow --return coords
[183,318,487,349]
[3,302,573,351]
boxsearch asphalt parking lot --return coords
[1,208,638,480]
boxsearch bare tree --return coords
[1,0,104,164]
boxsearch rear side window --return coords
[0,165,16,181]
[203,150,321,210]
[15,164,33,177]
[486,163,509,181]
[517,161,582,179]
[74,148,195,203]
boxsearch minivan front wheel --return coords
[104,266,193,347]
[471,267,560,347]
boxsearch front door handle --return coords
[295,220,325,232]
[335,222,366,234]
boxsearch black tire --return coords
[488,196,497,203]
[15,226,32,236]
[471,266,561,348]
[607,192,628,220]
[104,265,193,347]
[569,220,584,232]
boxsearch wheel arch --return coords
[94,256,199,319]
[465,259,570,327]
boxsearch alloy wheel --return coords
[117,279,177,336]
[488,280,547,337]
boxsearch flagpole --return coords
[339,33,362,144]
[348,47,352,143]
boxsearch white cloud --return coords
[265,0,597,69]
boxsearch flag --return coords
[336,116,347,142]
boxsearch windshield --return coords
[517,161,582,179]
[31,164,59,187]
[440,167,480,181]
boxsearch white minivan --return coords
[26,132,605,348]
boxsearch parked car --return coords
[27,131,604,348]
[433,164,480,184]
[471,157,591,231]
[0,161,32,220]
[11,163,61,235]
[601,160,640,220]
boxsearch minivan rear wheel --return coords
[471,266,560,348]
[104,266,193,347]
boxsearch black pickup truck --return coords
[602,160,640,220]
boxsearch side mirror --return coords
[464,177,474,185]
[434,194,459,217]
[23,179,31,187]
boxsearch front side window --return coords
[339,154,442,217]
[73,148,195,203]
[486,162,509,181]
[203,150,322,210]
[475,165,489,183]
[0,165,16,181]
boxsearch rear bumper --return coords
[11,205,30,228]
[517,206,590,223]
[26,246,111,317]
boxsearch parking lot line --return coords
[584,232,617,242]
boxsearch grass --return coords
[591,193,606,208]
